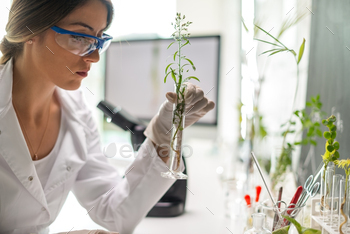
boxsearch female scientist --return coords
[0,0,215,233]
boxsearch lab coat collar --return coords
[0,57,51,220]
[0,58,87,222]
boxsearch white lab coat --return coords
[0,58,184,234]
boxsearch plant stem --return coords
[340,177,348,234]
[178,20,182,85]
[170,19,186,170]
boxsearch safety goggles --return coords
[50,26,113,56]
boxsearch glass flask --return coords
[244,213,272,234]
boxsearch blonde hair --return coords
[0,0,114,65]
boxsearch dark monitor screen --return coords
[105,35,220,125]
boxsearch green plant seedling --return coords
[272,216,321,234]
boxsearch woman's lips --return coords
[76,71,88,77]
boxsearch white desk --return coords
[50,139,245,234]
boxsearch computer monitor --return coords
[105,35,220,125]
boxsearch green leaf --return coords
[327,122,334,128]
[272,225,290,234]
[328,116,336,122]
[276,12,308,39]
[301,110,306,118]
[331,131,337,139]
[330,125,337,132]
[334,141,340,150]
[309,126,315,133]
[180,39,190,48]
[307,130,314,137]
[316,129,322,137]
[165,63,175,74]
[310,140,317,146]
[164,71,172,83]
[185,76,200,82]
[323,132,331,139]
[254,24,289,49]
[270,49,296,57]
[260,48,280,55]
[283,215,302,233]
[173,51,178,61]
[241,16,249,32]
[167,41,175,49]
[254,38,282,47]
[268,49,288,56]
[281,122,288,127]
[327,145,334,152]
[181,63,190,70]
[305,119,313,127]
[334,151,340,159]
[290,49,297,56]
[184,58,196,71]
[170,68,177,83]
[302,228,321,234]
[311,96,316,103]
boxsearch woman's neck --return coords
[11,55,57,125]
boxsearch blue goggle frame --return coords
[50,25,113,56]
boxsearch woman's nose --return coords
[83,49,100,63]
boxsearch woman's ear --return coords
[32,30,49,44]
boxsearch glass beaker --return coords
[244,213,272,234]
[161,83,188,180]
[260,198,305,231]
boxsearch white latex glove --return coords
[144,82,215,147]
[55,229,119,234]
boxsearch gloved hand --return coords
[144,82,215,147]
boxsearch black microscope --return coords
[97,100,187,217]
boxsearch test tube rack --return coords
[310,198,348,234]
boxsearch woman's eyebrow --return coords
[69,21,106,33]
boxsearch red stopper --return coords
[255,186,262,202]
[244,194,251,207]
